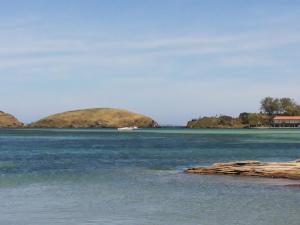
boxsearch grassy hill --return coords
[0,111,23,128]
[29,108,159,128]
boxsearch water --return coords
[0,128,300,225]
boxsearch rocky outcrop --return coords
[29,108,159,128]
[186,160,300,180]
[0,111,23,128]
[186,116,244,128]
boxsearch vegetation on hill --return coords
[0,111,23,128]
[238,112,269,128]
[187,115,243,128]
[29,108,159,128]
[187,97,300,128]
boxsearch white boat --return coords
[117,126,138,131]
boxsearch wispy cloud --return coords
[217,56,279,67]
[1,28,300,72]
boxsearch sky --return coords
[1,0,300,125]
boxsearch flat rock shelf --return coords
[186,160,300,180]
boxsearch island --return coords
[186,160,300,180]
[28,108,159,128]
[0,111,23,128]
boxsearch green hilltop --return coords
[28,108,158,128]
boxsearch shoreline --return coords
[1,126,300,130]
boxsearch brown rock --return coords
[186,160,300,180]
[0,111,23,128]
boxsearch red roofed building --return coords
[272,116,300,127]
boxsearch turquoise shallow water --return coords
[0,128,300,225]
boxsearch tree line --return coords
[187,97,300,128]
[260,97,300,116]
[240,97,300,127]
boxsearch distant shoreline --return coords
[1,103,300,129]
[1,127,299,130]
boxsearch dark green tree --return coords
[260,97,281,116]
[279,98,300,116]
[239,112,250,124]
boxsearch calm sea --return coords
[0,128,299,225]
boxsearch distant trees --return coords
[260,97,280,116]
[239,97,300,127]
[239,112,269,128]
[260,97,300,116]
[279,97,300,116]
[187,96,300,128]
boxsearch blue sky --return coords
[1,0,300,125]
